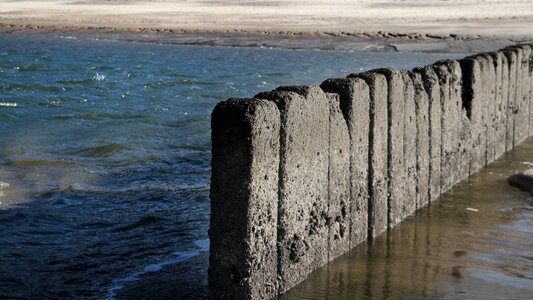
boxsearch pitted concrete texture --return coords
[256,86,330,293]
[459,56,485,175]
[433,61,461,192]
[514,47,529,145]
[501,54,511,151]
[372,69,407,228]
[481,54,497,166]
[326,93,351,261]
[414,66,441,202]
[529,44,533,136]
[503,49,518,151]
[517,45,531,143]
[320,77,370,247]
[489,52,507,159]
[528,44,533,137]
[411,72,430,209]
[483,54,498,164]
[527,44,533,137]
[209,98,280,300]
[448,60,470,183]
[348,72,388,238]
[402,72,418,219]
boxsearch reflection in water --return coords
[282,138,533,300]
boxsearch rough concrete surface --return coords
[326,93,351,261]
[414,66,442,202]
[528,44,533,136]
[528,44,533,137]
[209,98,280,299]
[256,86,330,293]
[481,54,497,165]
[347,72,388,239]
[448,60,470,183]
[489,51,507,160]
[402,71,418,219]
[501,53,511,153]
[513,47,528,145]
[516,45,531,143]
[373,69,406,228]
[477,55,490,167]
[320,77,370,247]
[459,56,485,175]
[503,49,518,151]
[411,72,430,209]
[433,61,458,193]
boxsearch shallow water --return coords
[282,138,533,300]
[0,33,469,299]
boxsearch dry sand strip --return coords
[1,0,533,39]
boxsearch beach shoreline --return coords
[0,23,522,53]
[1,0,532,52]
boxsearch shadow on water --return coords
[281,137,533,300]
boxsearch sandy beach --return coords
[0,0,532,39]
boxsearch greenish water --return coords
[282,138,533,300]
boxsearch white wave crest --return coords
[92,73,106,81]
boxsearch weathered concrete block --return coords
[347,72,388,238]
[480,54,497,165]
[209,98,280,300]
[256,86,330,293]
[528,44,533,137]
[413,66,441,202]
[500,53,510,151]
[402,71,418,219]
[503,49,518,151]
[448,60,471,183]
[410,72,430,209]
[320,77,370,247]
[326,93,351,261]
[488,52,507,159]
[517,45,531,143]
[475,55,490,168]
[459,56,485,175]
[514,46,529,145]
[372,69,406,228]
[433,61,461,192]
[443,60,469,184]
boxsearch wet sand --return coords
[1,1,533,38]
[0,26,520,53]
[0,0,532,52]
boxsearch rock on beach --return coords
[508,169,533,195]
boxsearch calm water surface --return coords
[1,33,529,299]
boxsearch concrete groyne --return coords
[208,44,533,299]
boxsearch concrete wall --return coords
[208,43,533,299]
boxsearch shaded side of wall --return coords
[208,43,533,299]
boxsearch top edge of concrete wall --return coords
[209,42,532,300]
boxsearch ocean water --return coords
[0,32,523,299]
